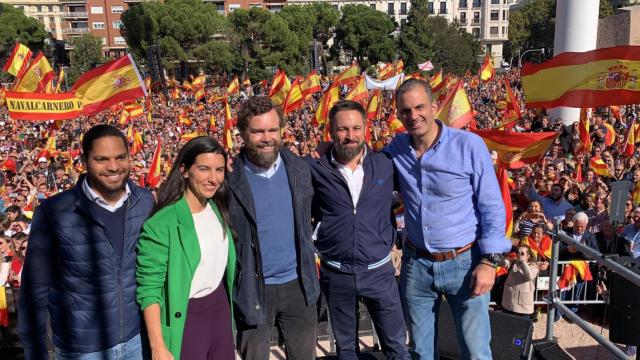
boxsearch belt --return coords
[320,253,392,271]
[405,240,476,262]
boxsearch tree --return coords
[0,4,46,65]
[121,0,229,71]
[190,40,233,75]
[67,34,104,85]
[507,0,555,62]
[331,5,396,67]
[397,1,481,75]
[599,0,614,18]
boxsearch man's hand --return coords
[470,262,496,297]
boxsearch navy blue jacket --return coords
[307,146,396,273]
[228,149,320,326]
[18,177,154,359]
[560,229,599,261]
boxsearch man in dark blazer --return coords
[228,96,319,360]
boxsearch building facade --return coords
[2,0,65,40]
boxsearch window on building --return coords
[229,4,241,11]
[114,37,126,45]
[93,22,105,30]
[111,5,124,13]
[473,0,481,7]
[333,4,339,10]
[502,26,507,36]
[400,2,407,15]
[459,0,468,8]
[490,26,499,37]
[250,3,261,8]
[49,17,55,24]
[473,12,480,23]
[428,2,434,14]
[370,3,376,9]
[503,10,507,20]
[472,28,480,38]
[439,2,447,13]
[90,6,103,14]
[491,0,499,4]
[490,10,499,21]
[112,20,123,29]
[387,3,395,15]
[216,3,224,12]
[101,37,107,45]
[401,18,407,26]
[459,12,466,24]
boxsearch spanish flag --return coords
[171,87,181,101]
[590,156,612,177]
[334,63,360,86]
[603,122,616,147]
[269,69,291,106]
[558,261,593,290]
[430,70,448,102]
[480,55,495,82]
[242,78,251,87]
[578,108,592,154]
[301,70,322,99]
[429,69,443,89]
[378,63,395,80]
[496,165,513,239]
[473,130,558,169]
[387,112,406,134]
[191,74,205,88]
[283,77,303,115]
[345,75,368,106]
[366,89,382,120]
[313,85,340,127]
[395,59,404,74]
[2,42,32,78]
[522,46,640,108]
[178,112,192,127]
[521,234,552,260]
[624,117,636,156]
[435,82,473,128]
[72,54,147,115]
[227,76,240,94]
[146,140,162,188]
[194,86,206,102]
[223,99,234,150]
[54,69,65,93]
[501,80,522,128]
[14,52,54,93]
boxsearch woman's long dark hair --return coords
[154,136,231,235]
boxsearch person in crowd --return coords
[385,78,511,359]
[514,200,553,240]
[525,181,574,221]
[228,96,319,360]
[18,125,154,359]
[501,245,540,318]
[520,224,551,272]
[137,136,236,359]
[306,100,409,360]
[622,207,640,258]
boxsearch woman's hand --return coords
[151,344,174,360]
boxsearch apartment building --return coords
[1,0,65,40]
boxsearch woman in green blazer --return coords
[137,137,236,360]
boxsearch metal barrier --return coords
[544,221,640,360]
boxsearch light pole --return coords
[518,48,545,68]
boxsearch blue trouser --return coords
[400,244,492,360]
[320,261,410,360]
[55,334,142,360]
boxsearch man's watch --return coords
[480,253,503,268]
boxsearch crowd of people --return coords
[0,67,639,358]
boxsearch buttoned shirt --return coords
[244,153,283,179]
[384,121,510,254]
[331,147,367,207]
[82,178,130,212]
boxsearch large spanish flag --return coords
[223,99,235,150]
[345,75,368,105]
[435,82,473,128]
[366,89,382,120]
[378,63,395,80]
[334,63,360,86]
[480,55,495,82]
[146,140,162,188]
[473,130,558,169]
[2,42,32,78]
[387,112,406,134]
[72,54,147,115]
[14,52,54,93]
[502,80,522,128]
[522,46,640,108]
[578,108,592,154]
[227,76,240,94]
[283,77,303,115]
[313,85,340,127]
[496,165,513,239]
[590,156,612,177]
[269,69,291,106]
[301,70,322,99]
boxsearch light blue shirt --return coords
[243,153,282,179]
[384,121,511,254]
[525,185,574,221]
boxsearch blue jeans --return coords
[399,244,492,360]
[55,334,142,360]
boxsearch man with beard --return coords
[228,96,319,360]
[18,125,154,359]
[306,101,409,360]
[526,182,574,220]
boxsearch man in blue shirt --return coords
[384,79,511,359]
[525,182,574,221]
[622,207,640,258]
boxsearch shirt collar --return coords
[244,153,282,175]
[330,145,367,168]
[82,177,131,207]
[403,119,448,152]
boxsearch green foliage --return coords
[332,5,396,65]
[397,2,481,75]
[121,0,229,70]
[599,0,614,18]
[190,40,233,75]
[0,4,46,62]
[68,34,104,85]
[507,0,555,59]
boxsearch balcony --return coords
[472,1,482,8]
[459,18,467,25]
[471,19,480,25]
[61,12,88,18]
[61,0,86,3]
[459,1,468,8]
[439,9,448,14]
[63,27,90,34]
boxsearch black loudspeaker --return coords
[531,340,573,360]
[438,304,533,360]
[609,257,640,346]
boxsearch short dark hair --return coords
[328,100,366,134]
[81,125,128,160]
[237,96,285,133]
[5,205,21,213]
[395,78,433,102]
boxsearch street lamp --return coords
[519,48,545,68]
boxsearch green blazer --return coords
[136,197,236,359]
